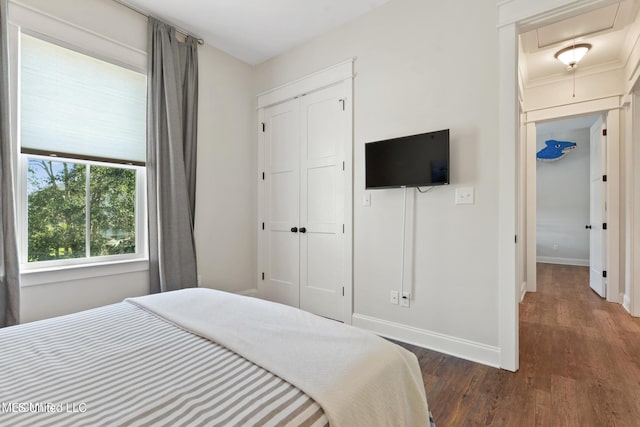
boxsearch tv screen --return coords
[365,129,450,189]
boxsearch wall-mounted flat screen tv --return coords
[365,129,450,189]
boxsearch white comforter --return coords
[127,288,430,427]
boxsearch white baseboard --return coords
[520,281,527,302]
[536,256,589,266]
[352,313,500,368]
[623,293,631,314]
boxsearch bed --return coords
[0,288,432,426]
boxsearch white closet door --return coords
[299,83,346,322]
[263,99,300,307]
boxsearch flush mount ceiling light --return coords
[555,43,592,71]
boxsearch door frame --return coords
[630,91,640,316]
[256,59,354,324]
[496,0,635,371]
[523,99,621,304]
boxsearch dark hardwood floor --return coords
[398,263,640,427]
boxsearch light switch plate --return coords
[455,187,474,205]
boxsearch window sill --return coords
[20,258,149,287]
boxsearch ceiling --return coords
[119,0,391,65]
[118,1,639,80]
[520,0,640,85]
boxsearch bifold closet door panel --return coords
[299,83,347,322]
[263,99,301,307]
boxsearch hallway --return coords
[403,263,640,426]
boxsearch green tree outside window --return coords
[27,158,137,262]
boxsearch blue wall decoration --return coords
[536,139,576,161]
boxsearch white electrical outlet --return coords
[401,292,411,307]
[553,244,559,251]
[390,291,399,305]
[455,187,475,205]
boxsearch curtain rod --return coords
[113,0,205,45]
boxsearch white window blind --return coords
[20,34,147,165]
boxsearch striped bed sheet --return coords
[0,302,329,427]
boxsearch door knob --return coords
[291,227,298,233]
[299,227,307,233]
[585,225,592,229]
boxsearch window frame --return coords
[9,10,149,274]
[18,154,147,271]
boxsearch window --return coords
[19,34,147,268]
[26,158,138,262]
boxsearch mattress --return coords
[1,288,431,426]
[0,302,328,426]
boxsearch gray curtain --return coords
[0,0,20,326]
[147,17,199,293]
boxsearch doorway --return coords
[534,114,606,297]
[524,106,620,299]
[497,0,640,372]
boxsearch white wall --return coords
[14,0,257,321]
[193,46,257,295]
[255,0,501,364]
[535,127,590,265]
[20,271,148,322]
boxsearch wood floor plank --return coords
[397,263,640,427]
[550,375,581,426]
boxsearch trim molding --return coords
[525,96,621,123]
[520,281,527,302]
[498,0,618,29]
[623,293,631,314]
[497,23,519,372]
[525,61,624,90]
[526,123,537,293]
[21,259,149,287]
[352,313,501,368]
[536,256,589,266]
[633,93,640,317]
[605,109,621,303]
[256,59,354,109]
[9,1,146,72]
